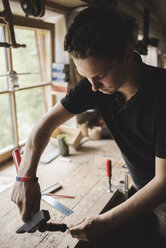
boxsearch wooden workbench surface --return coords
[0,139,130,248]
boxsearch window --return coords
[12,28,41,87]
[138,34,158,66]
[0,18,54,163]
[15,88,45,141]
[0,27,8,91]
[0,93,13,151]
[141,45,158,67]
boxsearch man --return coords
[11,6,166,247]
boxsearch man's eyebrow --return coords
[79,71,107,79]
[92,71,108,78]
[77,68,109,78]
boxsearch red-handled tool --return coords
[106,159,112,192]
[12,148,21,173]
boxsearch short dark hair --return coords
[64,6,130,61]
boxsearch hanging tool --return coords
[16,209,68,233]
[106,159,112,193]
[0,0,45,48]
[0,0,26,48]
[12,148,73,216]
[20,0,45,17]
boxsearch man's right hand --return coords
[11,181,41,222]
[11,103,75,222]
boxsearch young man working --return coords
[11,7,166,247]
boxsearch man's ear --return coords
[124,45,134,63]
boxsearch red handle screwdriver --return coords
[106,159,112,192]
[106,159,112,178]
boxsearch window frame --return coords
[0,15,55,163]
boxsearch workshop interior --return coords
[0,0,166,247]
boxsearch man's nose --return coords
[88,78,101,92]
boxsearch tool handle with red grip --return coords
[12,148,21,173]
[106,159,112,178]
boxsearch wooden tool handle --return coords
[38,223,68,232]
[106,159,112,178]
[46,223,68,232]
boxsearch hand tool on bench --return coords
[41,194,73,216]
[106,160,129,199]
[16,209,68,233]
[106,159,112,192]
[41,183,75,198]
[124,173,129,200]
[12,148,73,216]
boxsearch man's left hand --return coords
[68,215,106,242]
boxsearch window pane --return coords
[141,46,158,66]
[0,94,13,150]
[0,25,5,42]
[0,25,8,90]
[12,28,40,87]
[16,88,45,141]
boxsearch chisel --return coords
[12,148,21,173]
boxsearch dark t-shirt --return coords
[61,54,166,190]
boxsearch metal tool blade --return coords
[16,209,50,233]
[42,183,62,194]
[42,194,73,216]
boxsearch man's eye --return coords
[98,73,106,79]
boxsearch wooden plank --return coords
[54,190,125,248]
[13,15,55,31]
[35,141,128,248]
[46,0,87,13]
[75,191,125,248]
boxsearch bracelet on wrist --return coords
[16,176,38,182]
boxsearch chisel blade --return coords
[42,194,73,216]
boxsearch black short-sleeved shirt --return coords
[61,54,166,190]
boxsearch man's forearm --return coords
[17,114,55,177]
[101,177,166,231]
[17,102,75,177]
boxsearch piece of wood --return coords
[46,1,71,14]
[59,190,125,248]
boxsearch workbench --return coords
[0,139,131,248]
